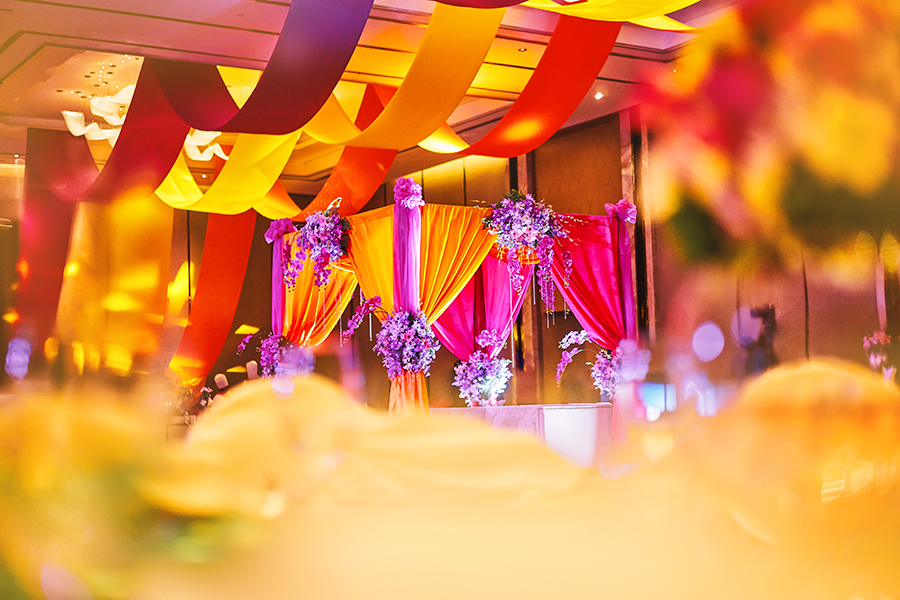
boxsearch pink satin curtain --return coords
[551,214,634,350]
[432,254,533,361]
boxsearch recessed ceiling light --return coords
[594,92,604,100]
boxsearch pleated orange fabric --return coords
[388,370,429,413]
[282,250,358,348]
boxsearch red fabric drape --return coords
[432,254,533,360]
[16,129,91,348]
[550,214,629,350]
[151,0,373,134]
[169,211,256,387]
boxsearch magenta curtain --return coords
[551,214,635,350]
[432,254,533,360]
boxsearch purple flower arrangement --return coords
[295,199,351,287]
[556,329,624,400]
[373,310,440,379]
[394,177,423,209]
[341,294,383,342]
[452,329,512,407]
[482,189,570,312]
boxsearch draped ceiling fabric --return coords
[419,18,622,158]
[432,254,533,361]
[18,129,93,350]
[304,4,505,149]
[295,85,398,219]
[169,211,257,387]
[550,214,635,351]
[151,0,373,135]
[346,203,496,413]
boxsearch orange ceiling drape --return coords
[282,248,358,349]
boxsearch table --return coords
[430,403,613,468]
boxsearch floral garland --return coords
[452,329,513,407]
[555,329,624,400]
[295,199,351,287]
[482,189,570,312]
[341,294,383,342]
[373,310,440,379]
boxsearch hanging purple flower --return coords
[394,177,424,209]
[374,310,440,378]
[342,295,383,342]
[474,328,504,350]
[236,334,254,356]
[481,189,568,312]
[555,348,583,383]
[295,199,351,288]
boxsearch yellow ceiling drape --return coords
[283,249,358,349]
[523,0,697,24]
[419,204,495,324]
[154,132,301,218]
[304,4,505,149]
[346,205,395,316]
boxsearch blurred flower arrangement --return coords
[452,329,513,407]
[641,0,900,265]
[482,190,571,311]
[373,310,440,379]
[556,329,624,399]
[394,177,423,209]
[294,198,351,287]
[863,329,892,373]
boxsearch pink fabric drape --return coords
[551,214,633,350]
[432,254,533,360]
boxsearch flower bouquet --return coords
[373,310,441,379]
[556,329,624,400]
[452,329,513,407]
[294,199,351,287]
[482,189,570,312]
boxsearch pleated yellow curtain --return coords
[282,245,358,348]
[419,204,495,324]
[346,205,395,316]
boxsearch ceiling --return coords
[0,0,739,197]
